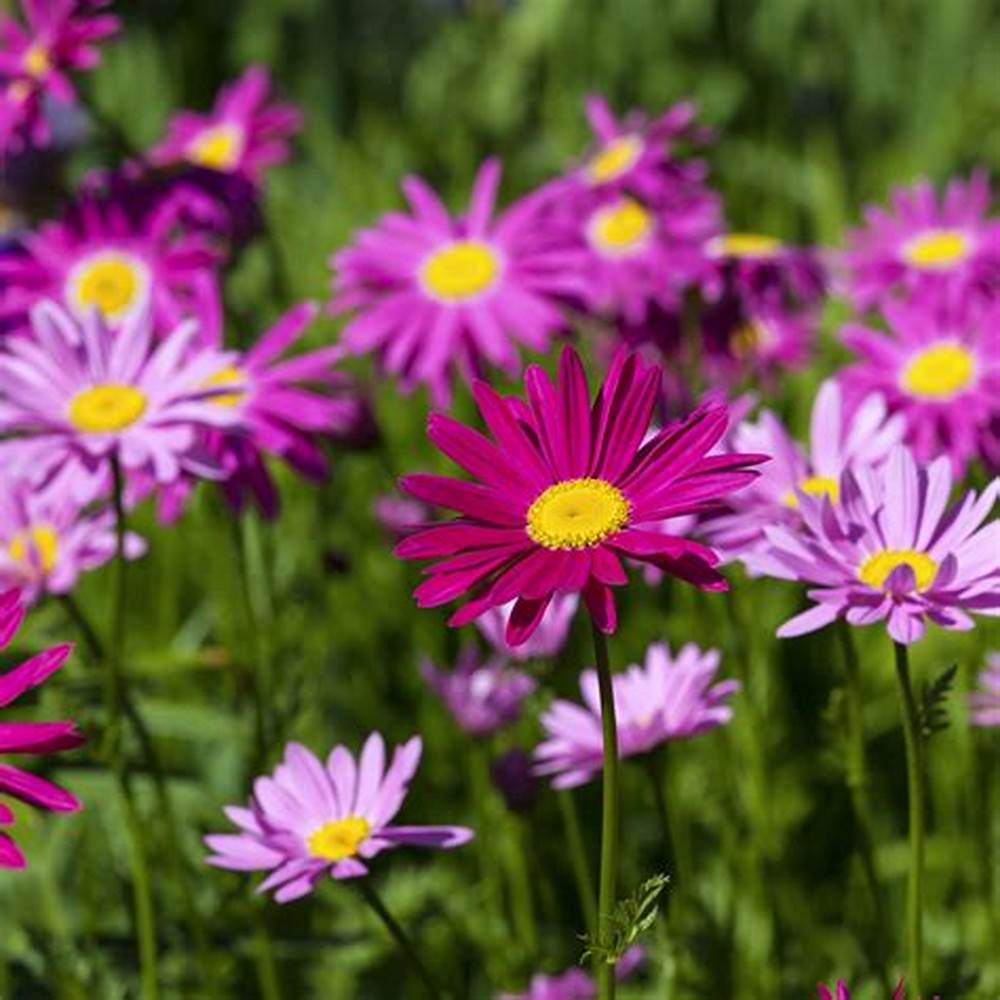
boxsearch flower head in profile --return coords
[420,646,536,736]
[764,446,999,644]
[534,642,738,788]
[475,593,578,662]
[205,734,473,903]
[839,290,999,476]
[842,171,1000,309]
[0,300,238,503]
[497,944,644,999]
[970,653,1000,728]
[396,346,764,645]
[0,589,83,869]
[150,65,302,183]
[329,158,583,407]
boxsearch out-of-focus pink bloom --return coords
[420,646,536,736]
[970,653,1000,728]
[491,748,539,813]
[817,979,935,1000]
[497,945,644,999]
[149,66,301,184]
[205,734,473,902]
[475,593,578,662]
[534,642,737,788]
[0,589,83,869]
[763,446,999,645]
[372,492,432,541]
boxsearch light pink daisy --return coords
[475,593,579,661]
[204,734,473,903]
[329,158,584,407]
[763,446,999,645]
[0,589,83,869]
[534,642,738,788]
[149,65,302,183]
[969,653,1000,728]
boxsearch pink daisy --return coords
[329,158,584,407]
[0,589,83,869]
[475,593,578,662]
[534,641,737,788]
[818,980,927,1000]
[969,653,1000,728]
[763,446,999,645]
[149,65,302,183]
[842,171,1000,310]
[204,733,473,903]
[497,944,644,1000]
[839,290,1000,476]
[395,346,765,645]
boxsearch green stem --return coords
[645,752,678,914]
[252,908,282,1000]
[501,816,538,959]
[356,880,442,999]
[591,620,619,1000]
[58,593,104,662]
[893,640,925,999]
[557,790,598,935]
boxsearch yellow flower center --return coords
[8,524,59,574]
[708,232,783,259]
[858,548,938,592]
[420,240,500,302]
[67,252,149,322]
[186,123,246,171]
[306,816,371,861]
[782,475,840,509]
[526,478,631,550]
[586,135,642,184]
[902,229,970,270]
[900,343,976,399]
[587,197,653,257]
[202,365,247,406]
[68,384,148,433]
[22,43,50,78]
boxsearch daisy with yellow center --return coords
[66,251,151,323]
[899,342,976,400]
[22,43,51,78]
[708,232,783,259]
[782,475,840,509]
[527,478,631,550]
[307,816,371,862]
[67,384,148,434]
[901,228,971,270]
[586,197,654,257]
[858,548,938,593]
[419,240,502,302]
[201,366,248,407]
[585,134,643,184]
[186,123,246,172]
[8,524,59,575]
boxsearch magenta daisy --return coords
[0,589,83,869]
[969,653,1000,728]
[842,171,1000,309]
[329,158,583,407]
[204,733,473,903]
[497,945,644,999]
[149,65,302,183]
[818,981,924,1000]
[396,346,764,645]
[0,300,238,503]
[534,642,738,788]
[764,446,999,644]
[839,290,1000,476]
[475,593,578,661]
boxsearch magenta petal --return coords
[505,595,552,647]
[379,825,474,848]
[583,579,617,634]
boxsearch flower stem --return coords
[557,790,598,936]
[645,751,678,914]
[591,620,619,1000]
[893,640,925,999]
[356,880,442,998]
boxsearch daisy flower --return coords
[497,944,644,999]
[534,642,738,788]
[420,646,536,736]
[329,158,583,407]
[204,733,473,903]
[149,65,302,183]
[764,446,999,645]
[0,300,238,503]
[372,492,432,541]
[839,290,1000,476]
[491,748,539,813]
[817,981,925,1000]
[842,171,1000,309]
[969,653,1000,728]
[475,593,578,661]
[0,589,83,869]
[396,346,764,645]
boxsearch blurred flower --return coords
[706,379,904,569]
[149,65,302,184]
[534,642,737,788]
[397,347,764,644]
[817,980,933,1000]
[421,646,536,736]
[970,653,1000,727]
[765,446,999,645]
[372,492,431,540]
[491,748,539,813]
[839,290,999,476]
[329,157,583,408]
[0,300,237,503]
[0,589,83,869]
[475,593,578,661]
[498,944,644,999]
[204,734,473,902]
[0,473,145,602]
[842,171,1000,310]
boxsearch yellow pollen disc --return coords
[22,43,51,77]
[187,123,245,171]
[420,240,500,302]
[782,475,840,508]
[67,252,149,322]
[526,478,631,550]
[68,384,147,433]
[858,548,937,592]
[902,229,970,270]
[201,365,247,406]
[587,198,653,257]
[900,342,975,399]
[8,524,59,574]
[586,135,642,184]
[708,232,782,259]
[306,816,371,861]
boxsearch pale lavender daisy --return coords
[969,653,1000,728]
[475,593,579,662]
